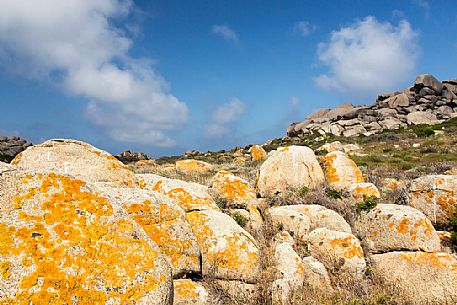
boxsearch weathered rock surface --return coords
[250,144,267,161]
[408,175,457,225]
[256,146,325,197]
[266,206,311,241]
[355,204,441,253]
[175,159,214,175]
[301,256,334,296]
[371,251,457,305]
[173,279,209,305]
[12,139,136,187]
[186,210,260,282]
[322,151,364,190]
[345,182,380,201]
[93,185,201,277]
[271,231,305,304]
[0,168,172,304]
[115,150,150,163]
[210,171,257,208]
[137,173,220,212]
[307,228,366,275]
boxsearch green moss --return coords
[355,196,379,213]
[325,188,343,200]
[232,212,248,227]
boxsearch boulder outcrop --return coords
[0,136,32,161]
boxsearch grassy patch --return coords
[355,196,379,213]
[326,188,343,200]
[232,212,248,227]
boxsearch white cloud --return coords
[204,98,245,137]
[212,24,239,44]
[0,0,188,147]
[294,21,316,37]
[314,16,419,99]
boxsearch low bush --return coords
[232,212,248,227]
[355,196,379,213]
[326,188,343,200]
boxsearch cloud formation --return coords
[0,0,188,147]
[212,24,239,44]
[204,98,245,137]
[314,17,419,99]
[294,21,316,37]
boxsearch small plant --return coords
[315,148,328,156]
[215,197,229,209]
[297,186,310,197]
[232,212,248,227]
[355,196,379,213]
[325,188,343,200]
[277,222,284,231]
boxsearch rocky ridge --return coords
[0,136,32,162]
[287,74,457,139]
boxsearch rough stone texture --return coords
[175,159,214,175]
[269,204,351,234]
[371,251,457,305]
[266,206,311,242]
[406,111,442,125]
[345,182,380,201]
[301,256,334,296]
[386,93,410,108]
[213,280,259,304]
[210,171,256,208]
[256,146,325,198]
[414,74,444,93]
[228,205,264,241]
[250,145,267,161]
[173,279,209,305]
[307,228,366,275]
[0,136,32,161]
[271,232,305,305]
[355,204,441,253]
[0,168,172,304]
[137,173,220,212]
[186,210,260,282]
[408,175,457,225]
[115,150,150,163]
[12,139,136,187]
[322,151,364,190]
[93,185,201,277]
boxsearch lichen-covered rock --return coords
[186,210,260,282]
[355,204,440,253]
[137,173,220,212]
[210,171,256,208]
[175,159,214,175]
[0,169,172,304]
[266,206,311,242]
[408,175,457,225]
[256,146,325,197]
[307,228,366,275]
[371,251,457,305]
[229,205,264,241]
[283,204,352,233]
[173,279,209,305]
[11,139,136,187]
[93,186,201,277]
[250,145,267,161]
[321,151,364,190]
[317,141,344,153]
[301,256,334,296]
[345,182,380,201]
[271,232,305,305]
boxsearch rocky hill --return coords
[287,74,457,139]
[0,136,32,162]
[1,75,457,305]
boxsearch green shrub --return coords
[355,196,379,213]
[0,155,13,163]
[412,125,434,137]
[232,212,248,227]
[215,197,229,209]
[297,186,310,197]
[277,222,284,231]
[315,148,328,156]
[325,188,343,200]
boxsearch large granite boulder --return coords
[414,74,444,94]
[175,159,214,175]
[321,151,364,190]
[0,168,172,304]
[210,171,257,208]
[11,139,136,187]
[256,146,325,198]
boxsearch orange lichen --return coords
[250,145,266,161]
[278,146,289,152]
[330,236,364,259]
[1,173,165,303]
[400,252,457,270]
[212,171,255,204]
[187,211,259,279]
[176,159,212,174]
[173,279,200,300]
[322,154,339,183]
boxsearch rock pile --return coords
[0,136,32,161]
[287,74,457,138]
[115,150,150,163]
[2,139,457,304]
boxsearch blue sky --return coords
[1,0,456,156]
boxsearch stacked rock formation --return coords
[287,74,457,138]
[0,136,32,161]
